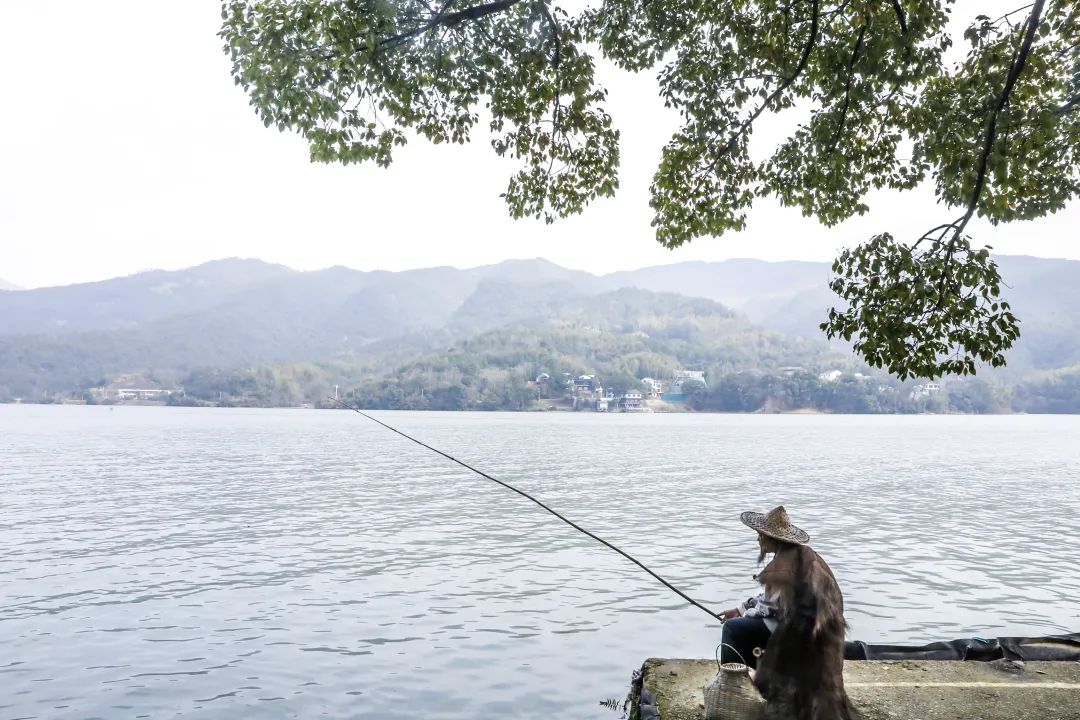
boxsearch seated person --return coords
[718,506,859,720]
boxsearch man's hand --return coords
[717,608,741,621]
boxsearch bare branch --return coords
[989,3,1036,28]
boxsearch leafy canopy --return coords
[221,0,1080,379]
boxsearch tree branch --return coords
[714,0,821,162]
[989,3,1036,28]
[951,0,1046,244]
[423,0,457,50]
[540,2,563,177]
[444,0,520,25]
[890,0,907,35]
[682,0,820,205]
[378,0,523,53]
[1056,94,1080,116]
[540,2,561,70]
[918,2,1045,315]
[828,19,868,155]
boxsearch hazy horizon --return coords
[5,251,1080,292]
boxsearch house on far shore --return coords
[89,385,172,402]
[818,369,844,383]
[570,374,611,411]
[619,391,645,412]
[909,382,943,400]
[116,388,171,401]
[88,374,173,402]
[573,374,599,396]
[641,377,663,398]
[660,370,706,403]
[668,369,707,395]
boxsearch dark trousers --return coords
[720,616,772,669]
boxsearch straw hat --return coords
[740,505,810,545]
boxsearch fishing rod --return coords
[329,397,723,623]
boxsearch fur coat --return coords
[752,544,859,720]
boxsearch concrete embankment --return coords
[638,657,1080,720]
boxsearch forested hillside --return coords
[3,256,1079,412]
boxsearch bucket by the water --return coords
[703,644,764,720]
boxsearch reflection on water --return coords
[2,406,1078,719]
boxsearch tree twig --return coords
[989,3,1036,28]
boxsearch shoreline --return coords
[0,400,1050,415]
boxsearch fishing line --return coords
[330,397,723,623]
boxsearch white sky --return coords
[1,1,1076,289]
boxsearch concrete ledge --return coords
[640,658,1080,720]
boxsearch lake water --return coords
[2,405,1079,719]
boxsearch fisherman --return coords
[717,505,858,719]
[715,506,805,666]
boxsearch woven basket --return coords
[703,645,765,720]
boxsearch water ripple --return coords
[2,406,1078,719]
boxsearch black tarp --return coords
[844,632,1080,662]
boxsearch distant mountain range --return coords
[605,255,1080,374]
[0,278,21,291]
[0,255,1077,400]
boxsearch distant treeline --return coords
[7,280,1080,414]
[148,362,1080,414]
[348,370,1080,414]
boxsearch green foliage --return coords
[1013,366,1080,413]
[347,288,836,409]
[220,0,618,222]
[916,3,1080,224]
[687,372,1017,414]
[176,361,367,407]
[5,257,1080,408]
[946,377,1010,414]
[822,232,1020,379]
[679,379,708,406]
[221,0,1080,380]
